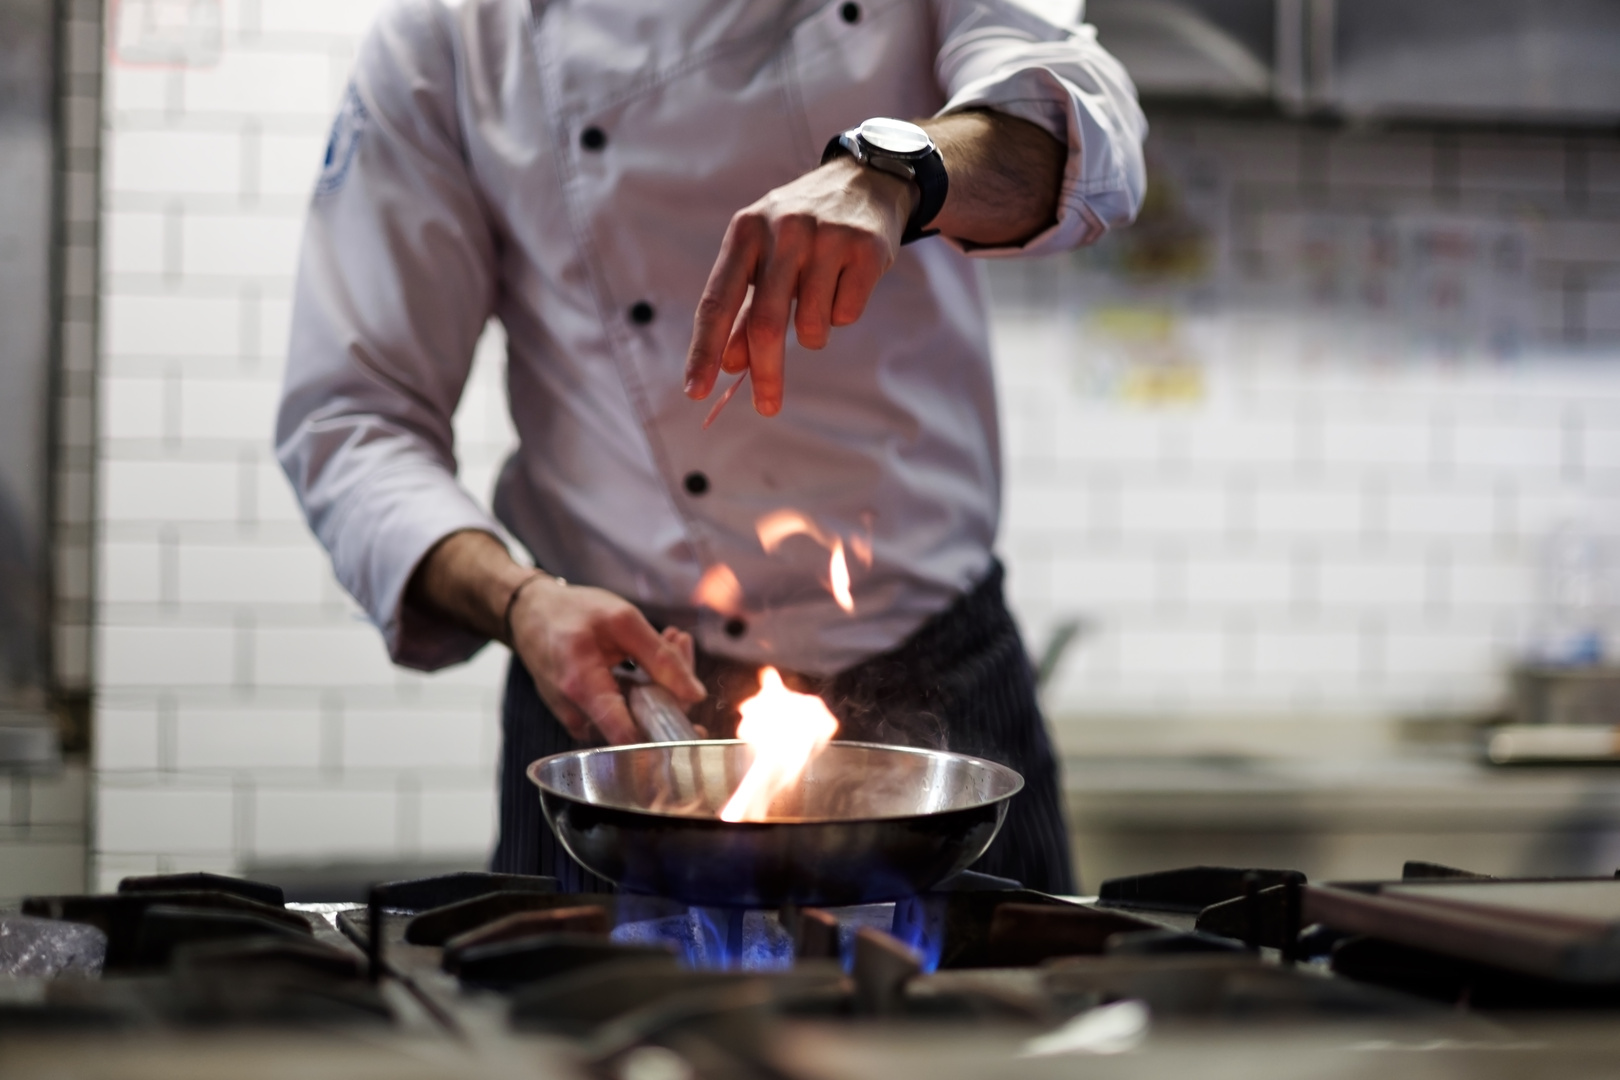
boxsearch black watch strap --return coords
[901,147,948,245]
[822,131,949,246]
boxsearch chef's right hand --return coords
[682,154,912,418]
[507,576,707,745]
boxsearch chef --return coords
[277,0,1145,894]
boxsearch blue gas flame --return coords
[613,901,941,973]
[613,908,794,970]
[888,896,945,973]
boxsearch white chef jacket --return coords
[276,0,1145,677]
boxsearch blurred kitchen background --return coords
[4,0,1620,905]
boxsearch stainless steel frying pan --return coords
[527,738,1024,908]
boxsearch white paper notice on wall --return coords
[1057,132,1548,407]
[112,0,223,68]
[1252,209,1534,364]
[1070,306,1208,405]
[1062,141,1227,405]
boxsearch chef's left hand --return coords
[683,156,915,417]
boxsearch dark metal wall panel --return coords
[0,0,58,714]
[1091,0,1620,125]
[1332,0,1620,125]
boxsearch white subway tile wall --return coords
[94,0,509,889]
[91,3,1620,883]
[0,767,94,907]
[994,116,1620,736]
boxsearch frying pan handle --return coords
[626,682,701,743]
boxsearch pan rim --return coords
[525,739,1025,825]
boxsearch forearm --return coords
[405,528,702,745]
[405,528,537,644]
[920,109,1065,249]
[683,108,1066,412]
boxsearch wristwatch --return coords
[822,117,949,245]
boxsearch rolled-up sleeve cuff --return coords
[938,63,1143,258]
[326,462,504,672]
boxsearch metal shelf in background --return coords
[1088,0,1620,127]
[0,0,63,771]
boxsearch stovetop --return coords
[6,861,1620,1079]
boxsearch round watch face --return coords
[857,117,932,156]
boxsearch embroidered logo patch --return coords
[316,82,370,196]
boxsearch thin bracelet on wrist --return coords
[501,570,564,647]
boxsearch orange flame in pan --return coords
[829,539,853,614]
[719,667,839,822]
[756,509,832,553]
[755,510,858,614]
[691,563,744,615]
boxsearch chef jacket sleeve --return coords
[931,0,1147,255]
[276,1,503,671]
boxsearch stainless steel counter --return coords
[7,1012,1620,1080]
[1063,746,1620,885]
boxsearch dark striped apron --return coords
[490,561,1076,895]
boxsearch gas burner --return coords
[12,860,1620,1077]
[612,906,798,970]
